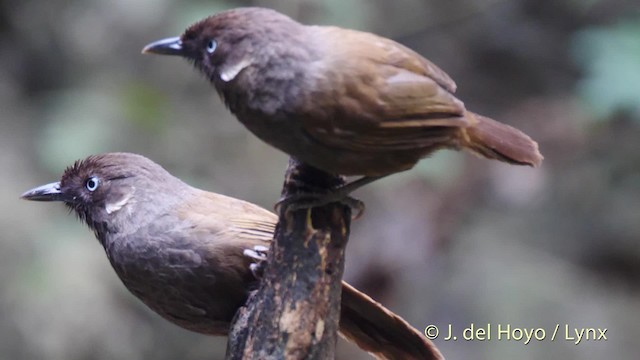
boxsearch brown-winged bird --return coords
[21,153,442,360]
[143,7,542,203]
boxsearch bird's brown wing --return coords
[303,27,470,152]
[176,190,276,268]
[314,26,458,93]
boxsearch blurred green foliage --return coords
[573,17,640,120]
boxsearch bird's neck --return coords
[90,187,192,248]
[213,28,321,118]
[89,220,114,247]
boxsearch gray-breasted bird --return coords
[143,7,542,202]
[22,152,442,360]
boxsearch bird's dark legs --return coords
[274,175,388,219]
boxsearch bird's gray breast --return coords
[101,226,238,335]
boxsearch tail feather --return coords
[462,112,543,167]
[339,283,443,360]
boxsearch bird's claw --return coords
[243,245,269,278]
[243,245,268,260]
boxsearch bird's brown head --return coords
[142,7,304,84]
[21,153,184,239]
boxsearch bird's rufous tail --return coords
[338,283,444,360]
[461,112,543,167]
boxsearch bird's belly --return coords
[106,242,246,335]
[238,114,425,176]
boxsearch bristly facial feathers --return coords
[59,155,129,235]
[57,153,181,241]
[179,8,309,84]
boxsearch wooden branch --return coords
[226,158,351,359]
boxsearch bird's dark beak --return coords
[21,182,69,202]
[142,37,184,56]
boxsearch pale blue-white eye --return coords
[207,39,217,54]
[85,176,99,192]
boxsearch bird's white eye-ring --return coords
[207,39,217,54]
[85,176,100,192]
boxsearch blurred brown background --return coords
[1,0,639,359]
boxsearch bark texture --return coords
[226,158,350,359]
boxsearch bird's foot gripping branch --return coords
[273,168,369,219]
[226,158,350,359]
